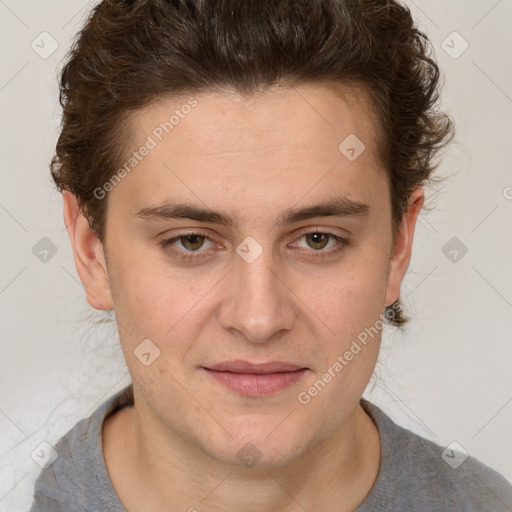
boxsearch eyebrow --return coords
[134,195,370,228]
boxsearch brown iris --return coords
[305,233,329,250]
[179,234,205,251]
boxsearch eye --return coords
[290,229,349,259]
[159,231,217,262]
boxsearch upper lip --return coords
[204,360,306,374]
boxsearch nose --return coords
[219,249,296,344]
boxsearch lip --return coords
[202,360,308,396]
[207,360,305,374]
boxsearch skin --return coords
[64,83,423,512]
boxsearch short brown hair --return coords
[52,0,454,327]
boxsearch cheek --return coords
[108,243,194,329]
[295,267,385,422]
[107,253,221,366]
[296,248,388,396]
[302,252,389,339]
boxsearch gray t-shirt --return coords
[29,384,512,511]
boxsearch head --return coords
[56,0,453,468]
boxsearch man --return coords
[30,1,512,510]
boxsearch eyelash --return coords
[159,229,349,263]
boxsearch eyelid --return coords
[291,224,349,239]
[161,229,218,251]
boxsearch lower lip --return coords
[202,368,308,396]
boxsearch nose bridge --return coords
[219,244,295,343]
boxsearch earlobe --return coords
[63,191,113,311]
[384,188,425,307]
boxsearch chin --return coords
[202,423,311,470]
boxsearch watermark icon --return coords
[93,97,198,200]
[134,338,161,366]
[236,236,263,264]
[441,31,469,60]
[31,31,58,59]
[503,186,512,200]
[441,441,468,469]
[237,442,263,468]
[31,441,58,469]
[32,237,58,263]
[441,236,468,263]
[338,134,366,161]
[297,303,401,405]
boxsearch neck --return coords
[103,395,381,512]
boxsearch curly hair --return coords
[51,0,454,327]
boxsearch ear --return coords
[63,191,113,310]
[384,187,425,306]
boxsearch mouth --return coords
[201,360,308,396]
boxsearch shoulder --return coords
[358,399,512,511]
[29,411,96,512]
[29,385,133,512]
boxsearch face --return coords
[67,83,423,468]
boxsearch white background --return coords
[1,1,511,510]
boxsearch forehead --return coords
[130,83,381,161]
[111,83,388,224]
